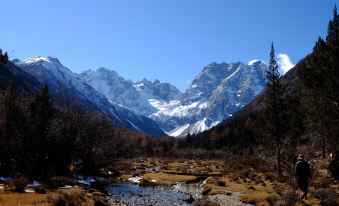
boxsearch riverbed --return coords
[106,182,202,206]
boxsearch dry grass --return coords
[112,155,338,205]
[195,198,221,206]
[0,192,50,206]
[143,172,197,185]
[47,191,86,206]
[0,187,94,206]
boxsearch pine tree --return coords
[313,37,326,52]
[327,5,339,173]
[326,5,339,46]
[264,43,284,176]
[0,80,28,175]
[29,85,52,177]
[0,50,8,65]
[298,5,339,159]
[1,81,18,175]
[186,132,192,148]
[329,132,339,179]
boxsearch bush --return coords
[89,180,109,193]
[313,188,338,206]
[266,195,279,206]
[93,197,110,206]
[195,198,221,206]
[238,168,251,179]
[34,184,48,194]
[280,191,298,206]
[48,192,86,206]
[328,158,339,180]
[46,176,74,189]
[6,176,29,193]
[216,179,226,187]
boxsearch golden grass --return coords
[0,187,94,206]
[113,156,338,205]
[143,172,197,185]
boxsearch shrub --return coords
[90,180,109,193]
[6,176,29,193]
[328,158,339,180]
[313,188,338,206]
[34,184,48,194]
[266,195,279,206]
[238,168,251,179]
[280,191,298,206]
[48,192,86,206]
[46,176,74,189]
[93,197,110,206]
[195,199,221,206]
[216,179,226,187]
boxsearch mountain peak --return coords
[20,56,61,65]
[96,67,119,76]
[248,59,265,66]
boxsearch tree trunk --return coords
[277,144,281,176]
[322,136,326,159]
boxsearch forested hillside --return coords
[182,6,339,178]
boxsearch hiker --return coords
[295,154,312,200]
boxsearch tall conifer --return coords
[265,43,284,175]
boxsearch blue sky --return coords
[0,0,335,91]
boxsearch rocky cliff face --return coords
[14,57,166,137]
[154,61,267,137]
[80,61,268,137]
[79,68,182,116]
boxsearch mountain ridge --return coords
[80,60,270,137]
[11,53,293,138]
[14,57,166,137]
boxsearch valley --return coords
[0,3,338,206]
[0,155,337,205]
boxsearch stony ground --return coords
[111,156,338,206]
[0,155,337,206]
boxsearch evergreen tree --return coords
[29,85,52,177]
[0,81,17,175]
[326,5,339,174]
[326,5,339,46]
[185,132,192,148]
[0,80,28,175]
[329,135,339,179]
[264,43,285,176]
[0,50,8,65]
[298,5,339,159]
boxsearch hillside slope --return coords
[13,57,165,137]
[190,9,338,154]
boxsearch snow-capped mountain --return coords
[14,57,165,137]
[79,68,183,116]
[152,60,267,137]
[80,61,268,137]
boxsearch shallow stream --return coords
[106,182,202,206]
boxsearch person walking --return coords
[295,154,312,200]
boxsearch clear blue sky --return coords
[0,0,336,91]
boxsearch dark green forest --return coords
[179,6,339,178]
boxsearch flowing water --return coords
[106,182,202,206]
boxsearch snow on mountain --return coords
[14,57,165,137]
[79,68,183,116]
[80,61,268,138]
[153,61,268,137]
[14,57,103,104]
[16,55,291,138]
